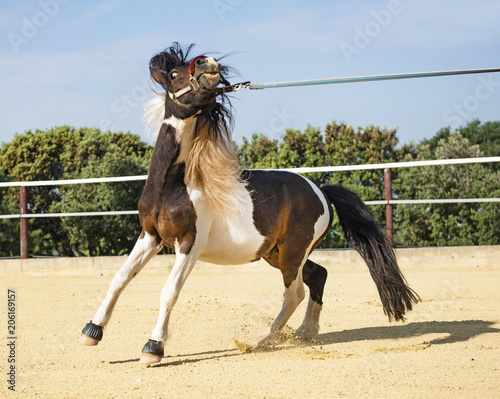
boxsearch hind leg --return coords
[296,260,327,340]
[255,249,307,349]
[255,271,306,348]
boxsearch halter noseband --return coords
[166,56,251,109]
[167,56,210,108]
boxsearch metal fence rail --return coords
[1,156,499,188]
[1,156,500,257]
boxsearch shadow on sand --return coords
[109,319,499,367]
[316,319,500,346]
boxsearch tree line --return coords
[1,120,499,257]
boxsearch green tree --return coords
[239,133,280,169]
[0,170,18,257]
[52,151,149,256]
[0,126,152,256]
[321,122,414,247]
[421,119,500,170]
[394,132,500,246]
[238,121,412,248]
[239,125,328,177]
[1,127,75,255]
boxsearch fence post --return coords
[20,186,29,259]
[384,168,394,247]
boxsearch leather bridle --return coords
[165,56,250,108]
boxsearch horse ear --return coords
[150,66,165,85]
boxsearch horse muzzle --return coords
[191,56,221,89]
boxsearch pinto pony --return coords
[78,43,420,364]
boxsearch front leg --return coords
[78,232,161,346]
[140,242,201,364]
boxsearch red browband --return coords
[188,56,207,76]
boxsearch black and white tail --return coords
[321,185,420,321]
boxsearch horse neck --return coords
[153,113,245,218]
[146,118,185,182]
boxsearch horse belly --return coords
[199,212,266,265]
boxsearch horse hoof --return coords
[139,353,162,365]
[295,323,319,341]
[78,334,100,346]
[234,338,255,353]
[78,321,103,346]
[140,339,164,364]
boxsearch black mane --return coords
[149,42,194,74]
[150,42,235,142]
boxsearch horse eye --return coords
[170,71,178,80]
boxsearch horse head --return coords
[148,43,232,124]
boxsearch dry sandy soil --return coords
[1,258,499,398]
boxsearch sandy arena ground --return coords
[1,256,499,398]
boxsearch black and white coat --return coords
[79,43,419,364]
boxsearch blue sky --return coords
[1,0,500,148]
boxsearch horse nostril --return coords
[189,56,209,76]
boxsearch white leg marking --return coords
[143,197,212,361]
[150,246,200,344]
[254,177,328,350]
[92,232,161,327]
[293,175,330,340]
[256,272,306,348]
[296,299,322,340]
